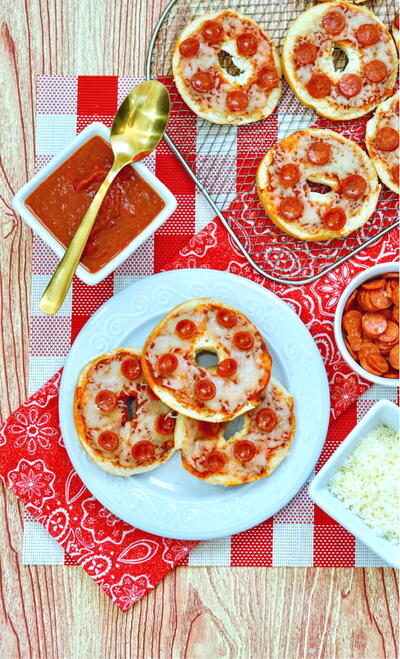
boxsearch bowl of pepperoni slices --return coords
[334,263,399,386]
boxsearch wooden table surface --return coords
[0,2,398,658]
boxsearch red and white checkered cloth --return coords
[1,76,398,611]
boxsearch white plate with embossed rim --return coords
[60,269,330,540]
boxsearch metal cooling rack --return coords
[146,0,399,285]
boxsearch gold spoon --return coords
[39,80,170,315]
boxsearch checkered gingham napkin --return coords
[1,75,398,612]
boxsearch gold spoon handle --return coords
[39,161,122,316]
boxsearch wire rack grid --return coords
[146,0,399,285]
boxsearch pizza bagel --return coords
[142,298,272,423]
[256,128,380,241]
[282,2,398,120]
[74,348,176,476]
[366,92,399,194]
[172,10,282,124]
[393,13,399,52]
[175,376,295,486]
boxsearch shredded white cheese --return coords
[329,423,400,543]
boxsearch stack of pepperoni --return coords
[342,273,399,379]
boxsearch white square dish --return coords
[12,122,177,285]
[309,400,400,568]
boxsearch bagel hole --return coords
[195,350,219,368]
[307,179,332,195]
[126,396,137,421]
[223,415,244,440]
[218,50,242,76]
[332,46,348,72]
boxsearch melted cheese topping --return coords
[367,93,399,181]
[76,350,175,469]
[180,377,295,484]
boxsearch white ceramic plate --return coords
[60,269,330,540]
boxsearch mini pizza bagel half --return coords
[175,376,296,486]
[142,298,272,423]
[172,10,282,125]
[366,92,399,194]
[256,128,380,241]
[282,2,398,120]
[74,348,176,476]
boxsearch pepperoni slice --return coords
[387,280,399,306]
[279,197,304,221]
[383,272,400,280]
[217,358,238,377]
[179,37,200,57]
[391,164,399,187]
[157,353,178,374]
[98,431,119,451]
[131,440,155,463]
[237,32,258,55]
[383,369,399,379]
[394,13,400,30]
[358,290,376,312]
[306,73,331,99]
[364,352,389,375]
[294,42,318,67]
[362,312,388,338]
[342,309,362,336]
[95,389,117,412]
[375,127,399,152]
[201,20,223,44]
[389,344,399,370]
[341,175,366,200]
[257,66,279,90]
[204,451,227,473]
[256,407,277,431]
[279,163,300,186]
[191,71,214,93]
[323,207,346,231]
[226,90,249,112]
[344,290,358,313]
[155,413,176,435]
[338,74,362,98]
[195,378,216,401]
[322,11,345,35]
[393,306,399,324]
[175,319,196,339]
[216,309,237,328]
[121,356,141,380]
[378,321,399,344]
[369,286,392,309]
[307,141,331,165]
[356,23,380,46]
[233,331,254,350]
[365,60,387,83]
[344,338,358,361]
[198,421,221,437]
[362,278,386,290]
[233,440,256,463]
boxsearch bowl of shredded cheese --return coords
[309,400,400,568]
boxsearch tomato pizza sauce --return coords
[25,136,165,273]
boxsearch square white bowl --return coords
[309,400,400,568]
[12,122,177,285]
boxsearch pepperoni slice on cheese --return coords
[365,60,387,83]
[256,408,277,431]
[375,127,399,152]
[279,196,304,221]
[322,11,345,36]
[394,13,400,30]
[294,42,318,67]
[306,73,331,99]
[179,38,200,57]
[175,319,196,339]
[121,356,141,380]
[341,174,367,200]
[323,207,346,231]
[279,163,300,186]
[155,414,176,435]
[356,23,380,46]
[237,32,258,55]
[307,141,331,165]
[391,165,399,187]
[233,331,254,350]
[195,379,216,401]
[257,66,279,90]
[199,421,221,437]
[217,358,238,377]
[95,389,117,412]
[338,74,362,99]
[98,431,120,451]
[191,71,214,93]
[131,440,155,463]
[216,309,237,328]
[205,451,227,472]
[233,440,256,463]
[202,20,223,44]
[226,90,249,112]
[157,353,178,374]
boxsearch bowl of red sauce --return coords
[12,123,177,284]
